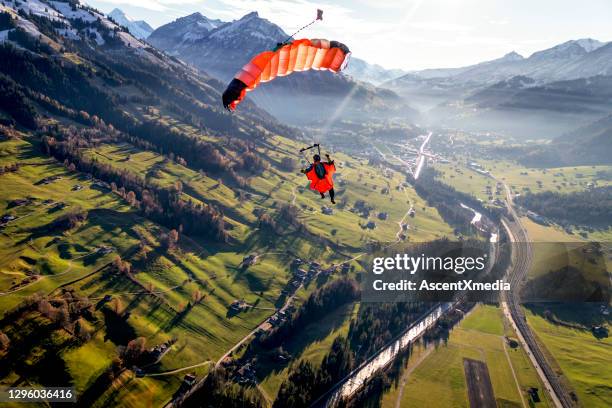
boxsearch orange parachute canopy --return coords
[222,39,351,111]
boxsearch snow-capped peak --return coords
[209,11,286,43]
[108,8,153,39]
[109,8,132,22]
[573,38,605,53]
[529,39,603,60]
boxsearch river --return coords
[460,203,497,243]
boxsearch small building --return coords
[97,245,113,255]
[230,299,247,311]
[526,211,547,225]
[183,373,197,387]
[241,254,257,267]
[322,206,333,215]
[592,325,608,337]
[378,212,388,220]
[1,214,16,224]
[365,221,376,229]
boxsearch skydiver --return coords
[302,153,336,204]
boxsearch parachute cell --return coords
[222,39,351,111]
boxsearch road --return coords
[497,178,575,408]
[413,132,433,180]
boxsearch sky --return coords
[84,0,612,71]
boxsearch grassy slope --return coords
[258,302,359,399]
[0,127,454,406]
[525,310,611,408]
[436,159,612,202]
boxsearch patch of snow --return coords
[50,1,96,22]
[9,0,64,22]
[118,30,143,48]
[56,27,79,40]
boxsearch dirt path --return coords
[503,338,527,408]
[145,360,213,377]
[257,384,272,407]
[394,344,435,408]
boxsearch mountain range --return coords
[147,11,413,124]
[386,39,612,112]
[397,39,611,87]
[381,38,612,145]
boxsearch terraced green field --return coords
[0,129,454,406]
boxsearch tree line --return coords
[516,186,611,228]
[42,127,228,242]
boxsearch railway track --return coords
[501,209,576,407]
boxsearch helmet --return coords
[313,154,321,162]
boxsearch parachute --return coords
[222,38,351,111]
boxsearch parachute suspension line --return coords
[299,143,321,164]
[281,9,323,45]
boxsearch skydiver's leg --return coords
[320,192,325,199]
[329,188,336,204]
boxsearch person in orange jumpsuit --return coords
[302,154,336,204]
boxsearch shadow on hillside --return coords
[252,302,355,383]
[523,302,611,338]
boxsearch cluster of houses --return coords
[266,309,290,329]
[288,259,336,293]
[234,362,257,385]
